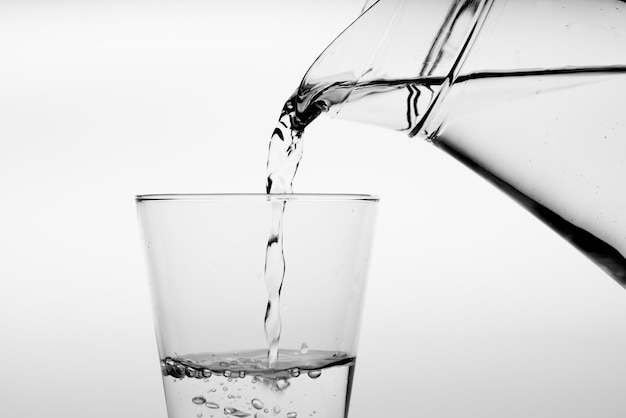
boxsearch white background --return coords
[1,1,625,417]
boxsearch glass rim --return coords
[136,193,380,202]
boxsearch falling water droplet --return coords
[192,396,206,405]
[224,370,232,378]
[287,412,297,418]
[251,399,264,410]
[307,370,321,379]
[299,343,309,354]
[290,368,300,378]
[239,370,246,378]
[203,369,212,378]
[273,406,281,414]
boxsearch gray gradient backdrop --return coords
[1,1,625,417]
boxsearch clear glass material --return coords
[291,0,626,286]
[137,194,378,418]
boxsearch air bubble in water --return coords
[175,364,186,376]
[299,343,309,354]
[205,402,219,409]
[224,407,250,417]
[290,368,300,378]
[287,412,297,418]
[192,396,206,405]
[251,399,264,410]
[307,370,321,379]
[275,378,290,391]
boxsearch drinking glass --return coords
[137,194,378,418]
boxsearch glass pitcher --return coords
[289,0,626,286]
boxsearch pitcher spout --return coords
[294,0,494,136]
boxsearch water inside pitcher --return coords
[289,0,626,286]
